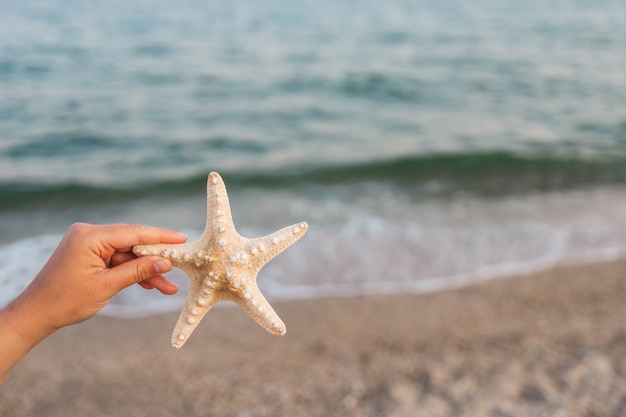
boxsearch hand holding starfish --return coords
[0,223,187,382]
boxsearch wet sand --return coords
[1,260,625,417]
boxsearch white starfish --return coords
[133,172,308,348]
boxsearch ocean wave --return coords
[2,185,626,317]
[1,151,625,211]
[6,132,117,158]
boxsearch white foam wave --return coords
[2,186,626,317]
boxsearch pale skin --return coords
[0,222,188,383]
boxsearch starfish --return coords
[133,172,308,348]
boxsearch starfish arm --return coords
[133,243,177,257]
[204,172,236,235]
[133,242,194,267]
[171,273,222,348]
[230,279,286,336]
[246,222,308,268]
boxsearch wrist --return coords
[0,292,58,380]
[0,291,60,382]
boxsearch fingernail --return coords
[154,259,172,274]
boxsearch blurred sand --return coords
[1,260,625,417]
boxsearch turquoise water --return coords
[2,0,626,188]
[1,0,626,314]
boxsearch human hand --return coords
[21,222,187,329]
[0,223,187,382]
[0,222,187,381]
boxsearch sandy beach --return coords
[1,260,625,417]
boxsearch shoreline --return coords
[2,259,625,417]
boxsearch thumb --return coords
[105,256,173,293]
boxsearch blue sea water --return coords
[1,0,626,315]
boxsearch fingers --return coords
[138,280,155,290]
[137,276,179,294]
[109,250,179,294]
[109,251,135,267]
[104,256,174,294]
[98,223,187,252]
[67,222,185,295]
[143,275,179,295]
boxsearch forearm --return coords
[0,293,56,383]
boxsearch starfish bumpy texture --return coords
[133,172,308,348]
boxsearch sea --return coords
[1,0,626,317]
